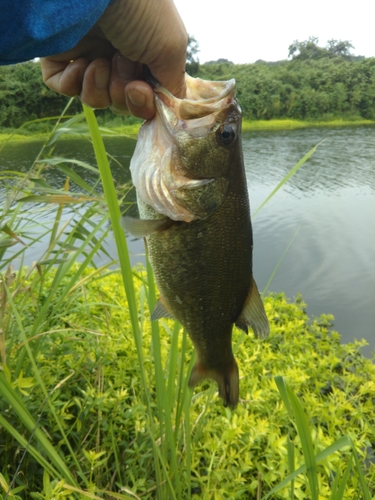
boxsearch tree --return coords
[288,37,356,62]
[205,58,234,65]
[326,39,354,59]
[288,37,329,60]
[186,35,200,76]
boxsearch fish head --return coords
[130,75,242,222]
[155,76,242,180]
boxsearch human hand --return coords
[40,0,187,119]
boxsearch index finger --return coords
[41,58,89,96]
[142,3,187,98]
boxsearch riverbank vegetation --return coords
[196,38,375,123]
[2,263,375,498]
[1,105,375,499]
[1,38,375,138]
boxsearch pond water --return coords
[1,126,375,353]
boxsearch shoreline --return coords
[1,118,375,143]
[242,118,375,131]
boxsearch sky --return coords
[173,0,375,64]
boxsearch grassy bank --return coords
[1,106,374,499]
[103,117,375,135]
[242,117,375,131]
[1,264,375,499]
[1,116,375,143]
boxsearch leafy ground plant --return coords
[1,266,375,498]
[0,106,375,499]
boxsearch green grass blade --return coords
[175,326,194,434]
[45,113,87,146]
[40,157,100,173]
[184,390,193,500]
[145,257,181,497]
[285,391,319,499]
[22,213,110,348]
[275,376,319,499]
[287,436,295,500]
[262,435,351,499]
[263,224,302,295]
[110,426,124,486]
[330,454,353,500]
[0,412,58,478]
[82,105,141,346]
[83,105,180,495]
[48,197,65,248]
[54,164,98,193]
[1,285,85,483]
[145,421,178,500]
[253,144,319,217]
[0,373,76,484]
[349,441,372,500]
[274,375,293,415]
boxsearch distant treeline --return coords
[1,40,375,129]
[197,57,375,121]
[0,62,83,129]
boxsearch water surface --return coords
[1,126,374,352]
[243,127,375,353]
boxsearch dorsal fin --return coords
[235,277,270,339]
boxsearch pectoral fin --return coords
[235,277,270,339]
[151,298,175,320]
[122,216,172,237]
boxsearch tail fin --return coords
[188,359,239,408]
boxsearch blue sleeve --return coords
[0,0,112,65]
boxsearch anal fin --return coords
[151,297,175,320]
[235,277,270,339]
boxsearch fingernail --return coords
[94,66,108,90]
[127,88,146,108]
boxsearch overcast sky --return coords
[173,0,374,64]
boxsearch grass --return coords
[1,105,375,499]
[0,110,140,144]
[2,114,375,144]
[241,117,375,131]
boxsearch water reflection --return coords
[1,126,374,352]
[244,126,375,195]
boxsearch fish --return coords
[124,74,269,408]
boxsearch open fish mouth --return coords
[155,74,238,124]
[129,75,241,222]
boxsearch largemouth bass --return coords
[124,75,269,408]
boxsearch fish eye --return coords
[217,125,236,145]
